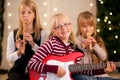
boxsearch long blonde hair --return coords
[16,0,43,40]
[49,13,76,46]
[77,11,108,62]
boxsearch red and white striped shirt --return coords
[28,35,75,74]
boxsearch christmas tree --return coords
[0,0,7,74]
[97,0,120,62]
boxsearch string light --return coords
[43,22,47,26]
[100,1,104,4]
[97,29,100,32]
[109,27,112,30]
[43,13,47,17]
[109,12,112,15]
[104,19,107,22]
[7,2,11,6]
[115,35,118,39]
[105,16,108,20]
[8,13,12,17]
[108,21,111,24]
[53,8,58,12]
[90,3,93,7]
[114,50,116,54]
[119,23,120,26]
[43,2,47,6]
[97,18,100,22]
[8,25,11,29]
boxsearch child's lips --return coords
[61,31,68,34]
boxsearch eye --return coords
[55,26,60,29]
[64,23,67,26]
[21,11,25,14]
[64,23,71,26]
[54,25,62,29]
[28,11,32,14]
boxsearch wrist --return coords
[17,50,21,56]
[31,42,35,48]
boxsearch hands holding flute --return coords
[81,32,96,50]
[16,20,35,55]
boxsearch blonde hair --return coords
[16,0,43,40]
[77,11,96,37]
[49,13,76,45]
[77,11,108,62]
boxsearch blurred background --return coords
[0,0,120,79]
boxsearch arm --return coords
[93,44,106,61]
[80,61,116,76]
[77,36,107,61]
[6,31,21,65]
[28,40,58,74]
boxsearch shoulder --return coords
[8,28,18,40]
[41,29,48,36]
[13,28,18,35]
[76,36,84,42]
[45,36,58,44]
[8,31,14,38]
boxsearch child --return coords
[72,11,118,80]
[28,13,83,80]
[6,0,47,80]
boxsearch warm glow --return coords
[43,2,47,6]
[43,13,47,17]
[97,18,100,22]
[109,27,112,30]
[8,13,12,17]
[115,35,118,39]
[53,8,58,12]
[90,3,93,7]
[97,29,100,32]
[7,2,11,6]
[8,25,11,29]
[43,22,47,26]
[114,50,116,54]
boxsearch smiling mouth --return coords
[61,30,68,34]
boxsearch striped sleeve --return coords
[28,40,53,73]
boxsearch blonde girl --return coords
[73,11,117,80]
[28,13,83,80]
[6,0,47,80]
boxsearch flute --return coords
[87,32,92,50]
[21,20,28,54]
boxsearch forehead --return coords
[20,4,32,11]
[20,4,28,9]
[56,17,70,24]
[80,18,94,26]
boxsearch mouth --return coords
[61,30,68,34]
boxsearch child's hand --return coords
[89,37,96,46]
[81,40,89,49]
[23,33,34,47]
[104,61,116,73]
[16,39,26,55]
[57,66,66,77]
[81,37,96,49]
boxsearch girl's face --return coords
[80,24,94,38]
[19,4,35,25]
[52,20,72,43]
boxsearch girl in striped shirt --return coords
[28,13,83,79]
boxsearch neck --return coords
[62,38,69,43]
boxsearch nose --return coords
[86,26,91,31]
[61,25,66,30]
